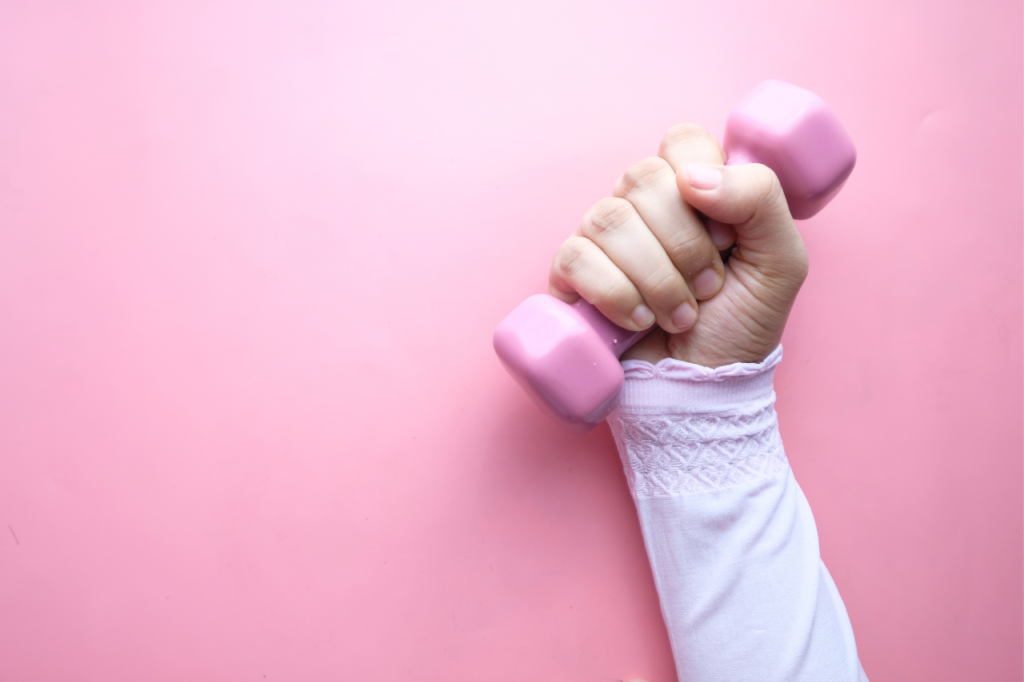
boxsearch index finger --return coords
[658,122,727,169]
[658,123,735,251]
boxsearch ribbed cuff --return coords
[616,345,782,415]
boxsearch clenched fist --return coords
[548,124,808,368]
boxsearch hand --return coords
[548,124,808,368]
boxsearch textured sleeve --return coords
[608,347,868,682]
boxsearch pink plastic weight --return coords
[493,80,857,432]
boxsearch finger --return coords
[659,125,732,254]
[677,162,809,288]
[612,156,724,300]
[706,219,737,251]
[577,197,698,333]
[549,235,656,332]
[657,124,731,287]
[658,122,726,173]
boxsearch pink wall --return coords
[0,1,1020,680]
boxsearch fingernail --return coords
[686,163,722,190]
[631,305,655,328]
[707,220,734,250]
[693,267,722,298]
[671,302,697,331]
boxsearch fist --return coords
[548,124,808,368]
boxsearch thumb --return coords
[677,161,808,285]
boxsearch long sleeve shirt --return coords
[607,346,868,682]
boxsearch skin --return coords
[548,124,809,368]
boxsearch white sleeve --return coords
[608,346,868,682]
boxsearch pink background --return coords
[1,1,1020,680]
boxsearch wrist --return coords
[668,343,780,368]
[620,322,784,369]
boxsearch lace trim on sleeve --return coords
[620,345,783,381]
[608,402,788,499]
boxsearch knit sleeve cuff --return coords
[609,346,787,498]
[617,345,783,415]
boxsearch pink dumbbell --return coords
[493,80,856,432]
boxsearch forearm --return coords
[609,347,867,682]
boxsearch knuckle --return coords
[582,197,634,238]
[552,237,589,280]
[659,123,718,155]
[663,232,716,276]
[615,157,671,198]
[639,267,685,303]
[750,163,786,207]
[596,279,633,310]
[763,241,809,289]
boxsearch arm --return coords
[609,349,867,681]
[549,125,866,680]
